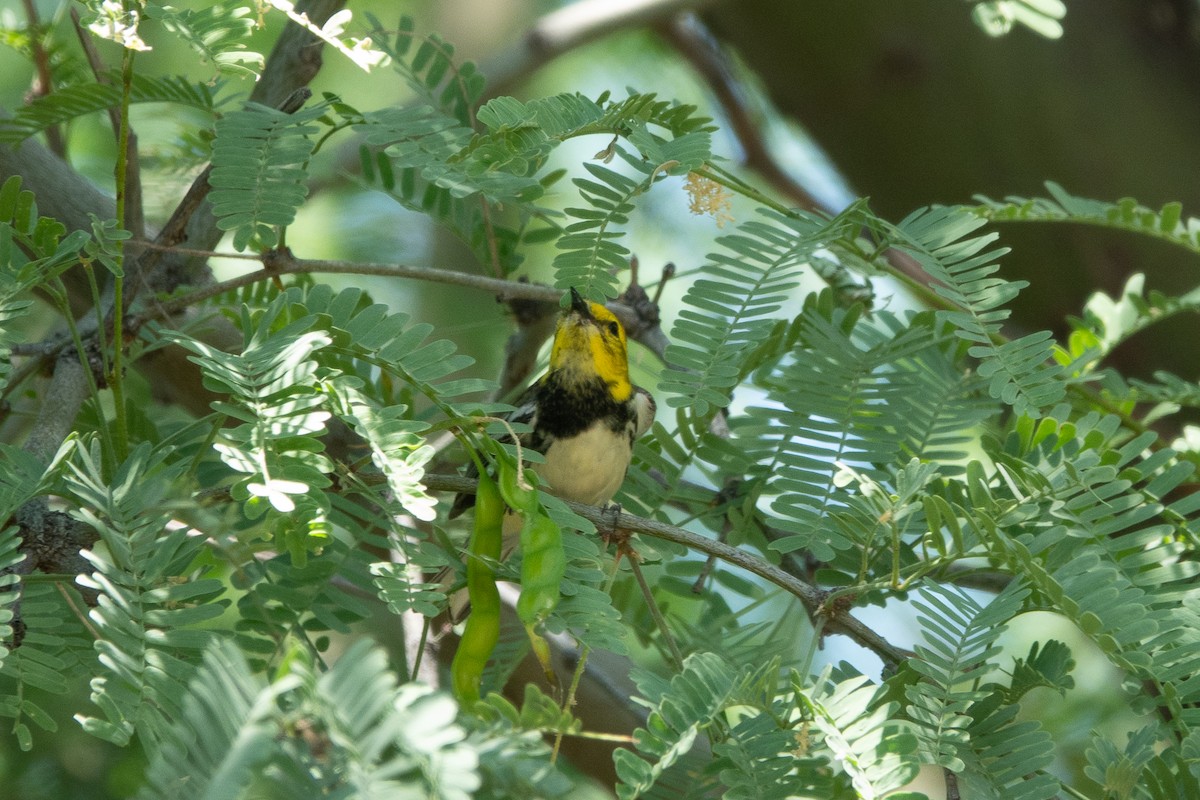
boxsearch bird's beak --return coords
[569,287,592,319]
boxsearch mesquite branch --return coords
[421,473,913,668]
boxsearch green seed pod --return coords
[516,512,565,626]
[450,471,503,705]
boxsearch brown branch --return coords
[121,246,671,360]
[5,356,99,648]
[421,473,913,668]
[20,0,65,158]
[482,0,720,97]
[496,292,559,400]
[249,0,346,110]
[131,0,347,301]
[658,14,823,214]
[659,13,937,290]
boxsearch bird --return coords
[442,287,656,617]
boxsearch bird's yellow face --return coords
[549,288,632,403]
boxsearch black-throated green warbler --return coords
[444,287,655,616]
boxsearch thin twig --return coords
[4,250,669,404]
[20,0,65,157]
[624,543,686,669]
[70,6,143,239]
[422,473,912,667]
[482,0,719,97]
[657,15,822,214]
[124,247,669,358]
[410,616,430,683]
[944,768,961,800]
[659,13,939,296]
[57,583,101,641]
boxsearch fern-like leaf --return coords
[312,641,483,798]
[234,540,375,661]
[296,283,488,407]
[0,176,91,390]
[367,14,486,127]
[370,557,448,619]
[905,580,1028,771]
[965,408,1200,739]
[743,294,934,561]
[327,376,437,521]
[1082,725,1160,800]
[134,638,275,800]
[878,313,995,472]
[68,442,225,746]
[208,103,322,251]
[550,528,629,655]
[894,205,1064,416]
[796,668,922,799]
[0,443,55,671]
[0,440,92,748]
[162,313,333,520]
[0,75,217,143]
[145,1,263,78]
[660,207,838,416]
[714,713,829,800]
[1006,639,1075,701]
[0,582,91,751]
[615,652,742,800]
[976,181,1200,258]
[957,694,1060,800]
[552,161,649,300]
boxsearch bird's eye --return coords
[606,321,620,337]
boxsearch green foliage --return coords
[713,713,824,800]
[67,442,225,746]
[137,637,561,799]
[958,694,1059,800]
[133,638,272,800]
[162,305,335,522]
[0,74,217,143]
[976,181,1200,257]
[659,206,839,416]
[144,2,263,78]
[894,205,1065,417]
[208,103,323,251]
[614,652,745,799]
[0,175,90,390]
[367,13,486,128]
[905,580,1027,771]
[521,516,628,656]
[3,7,1200,799]
[352,85,713,280]
[552,161,650,301]
[797,669,922,799]
[1007,639,1075,700]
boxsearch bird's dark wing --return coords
[447,381,541,518]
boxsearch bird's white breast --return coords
[535,420,633,507]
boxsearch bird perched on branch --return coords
[444,287,656,617]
